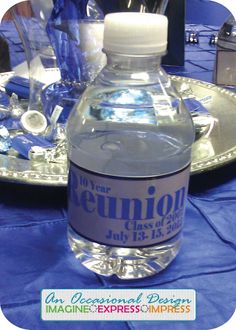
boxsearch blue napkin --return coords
[5,76,30,99]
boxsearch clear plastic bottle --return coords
[66,12,195,279]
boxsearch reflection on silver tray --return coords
[0,72,236,186]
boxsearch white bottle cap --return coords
[103,12,168,55]
[20,110,48,134]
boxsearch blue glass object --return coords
[41,0,105,123]
[11,2,59,112]
[46,0,89,82]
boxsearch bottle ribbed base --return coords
[68,225,181,280]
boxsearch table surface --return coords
[0,21,236,330]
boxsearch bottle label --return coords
[68,163,190,247]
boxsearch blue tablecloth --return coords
[1,164,236,330]
[0,22,236,330]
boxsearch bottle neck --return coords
[96,51,168,86]
[105,52,162,71]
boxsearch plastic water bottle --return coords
[66,12,195,279]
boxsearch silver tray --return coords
[0,73,236,186]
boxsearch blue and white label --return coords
[68,164,190,247]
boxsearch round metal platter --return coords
[0,72,236,186]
